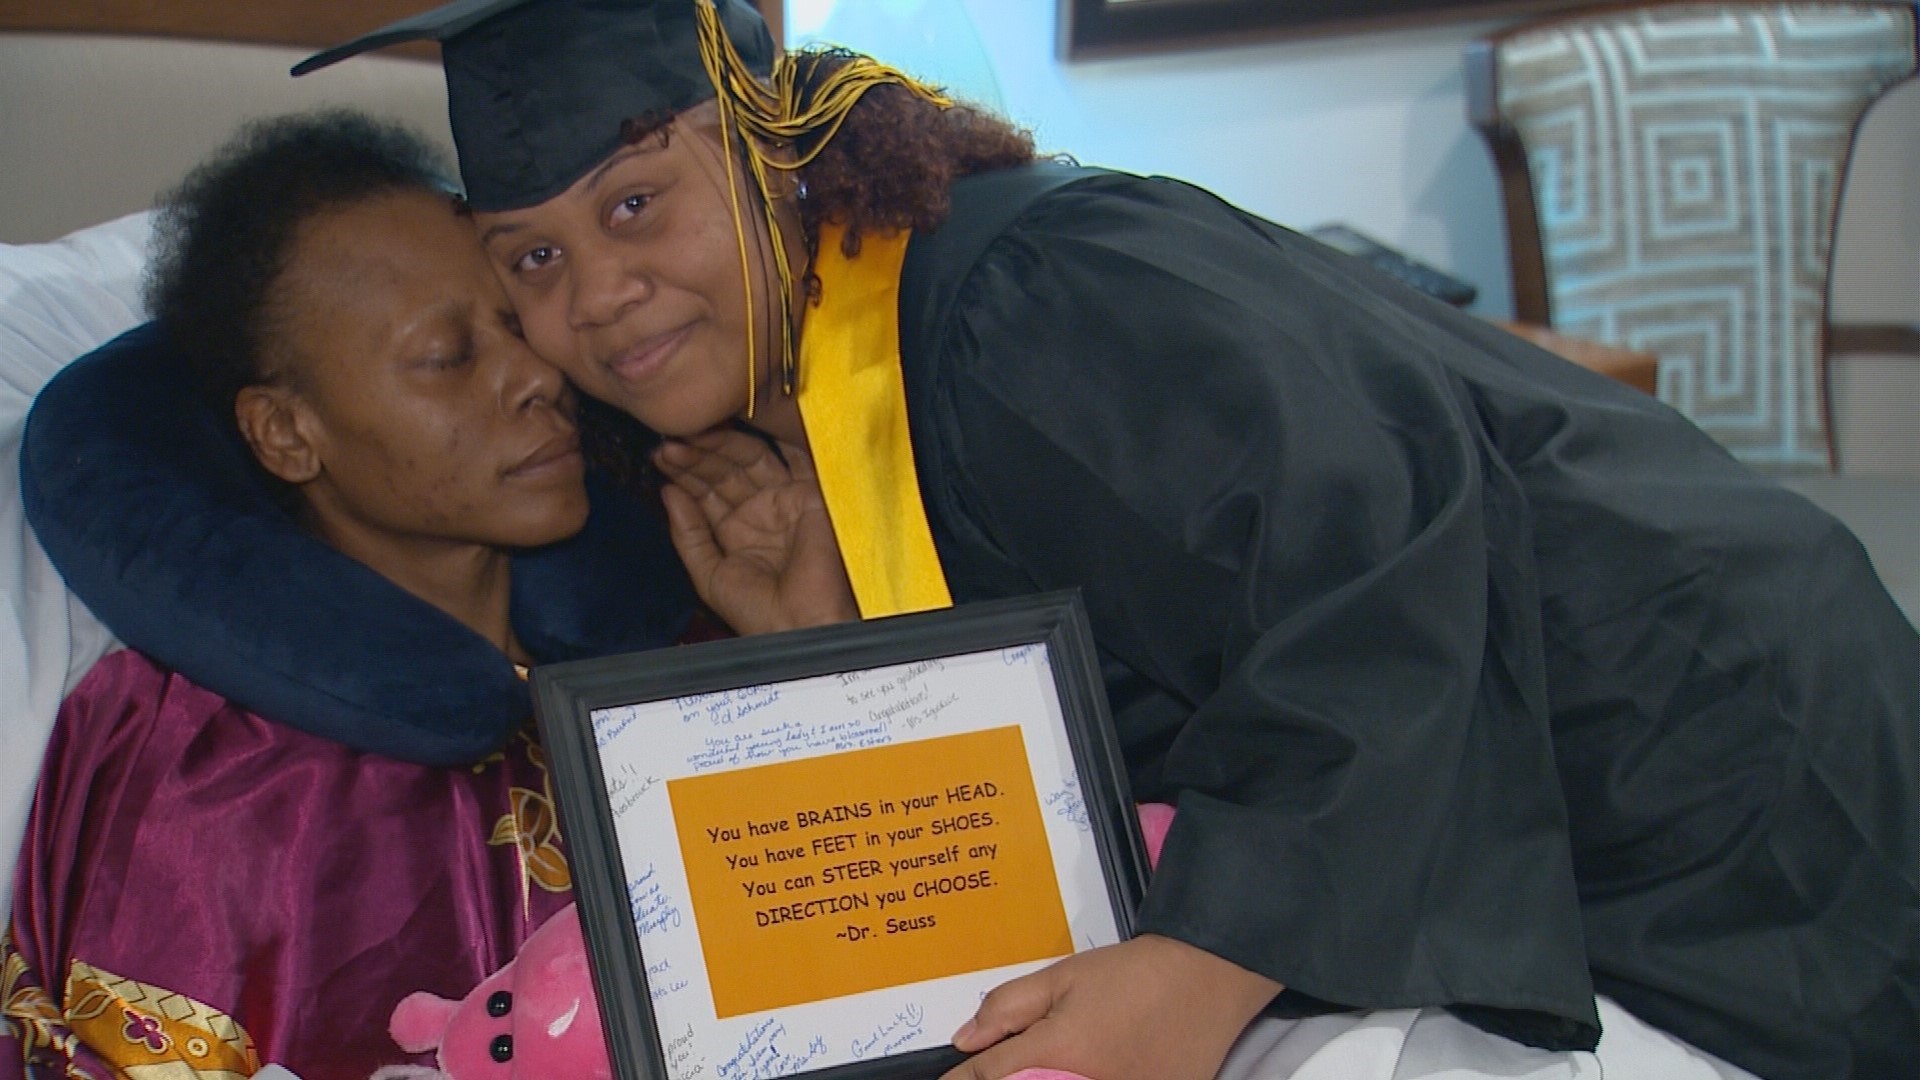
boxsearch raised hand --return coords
[941,934,1281,1080]
[654,427,859,635]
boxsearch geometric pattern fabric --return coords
[1498,3,1914,470]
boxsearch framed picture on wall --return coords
[1059,0,1590,58]
[532,591,1150,1080]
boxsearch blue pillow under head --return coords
[21,323,695,766]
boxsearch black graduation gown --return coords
[893,165,1920,1080]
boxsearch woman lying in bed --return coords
[2,111,648,1079]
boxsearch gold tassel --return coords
[693,0,951,406]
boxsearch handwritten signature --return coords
[627,864,684,937]
[851,1002,927,1060]
[717,1018,829,1080]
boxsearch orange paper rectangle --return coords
[668,725,1071,1018]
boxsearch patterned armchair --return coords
[1467,2,1918,472]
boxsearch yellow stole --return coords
[795,224,953,620]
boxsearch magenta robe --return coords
[3,649,575,1079]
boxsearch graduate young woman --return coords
[297,4,1920,1079]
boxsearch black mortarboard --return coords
[294,0,775,211]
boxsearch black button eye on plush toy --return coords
[382,903,611,1078]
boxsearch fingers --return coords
[652,440,732,503]
[655,428,796,512]
[660,484,723,595]
[940,1027,1068,1080]
[941,976,1059,1080]
[954,972,1056,1053]
[775,438,818,480]
[686,428,790,482]
[672,426,811,482]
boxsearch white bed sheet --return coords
[1219,996,1760,1080]
[0,211,148,921]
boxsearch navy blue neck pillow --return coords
[20,323,695,766]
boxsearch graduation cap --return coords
[294,0,775,212]
[302,0,948,402]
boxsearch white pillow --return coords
[0,210,149,922]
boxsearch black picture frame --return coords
[1058,0,1587,58]
[533,590,1148,1080]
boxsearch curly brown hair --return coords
[787,49,1038,256]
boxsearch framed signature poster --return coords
[532,591,1148,1080]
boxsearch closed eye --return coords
[415,348,472,372]
[415,324,476,371]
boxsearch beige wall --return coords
[0,34,451,244]
[1830,78,1920,476]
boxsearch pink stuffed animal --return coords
[374,805,1176,1080]
[372,902,611,1080]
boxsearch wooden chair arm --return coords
[1492,320,1660,395]
[1829,322,1920,357]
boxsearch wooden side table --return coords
[1493,320,1660,396]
